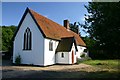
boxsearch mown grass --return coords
[79,59,120,78]
[81,59,119,69]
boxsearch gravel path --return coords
[2,63,93,71]
[2,60,95,78]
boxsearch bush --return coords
[76,56,92,64]
[88,49,119,60]
[76,58,82,64]
[15,55,21,65]
[80,53,86,58]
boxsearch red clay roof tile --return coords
[29,8,86,46]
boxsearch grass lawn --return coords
[79,59,120,78]
[81,59,119,68]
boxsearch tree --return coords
[69,22,81,35]
[83,2,120,59]
[2,26,16,52]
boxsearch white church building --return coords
[12,8,87,66]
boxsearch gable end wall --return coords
[13,12,44,66]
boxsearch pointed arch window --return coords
[23,27,32,50]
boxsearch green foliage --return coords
[82,36,96,50]
[76,58,82,64]
[80,53,85,58]
[83,2,120,59]
[77,55,91,64]
[82,36,100,59]
[69,22,80,34]
[1,25,16,52]
[15,55,21,65]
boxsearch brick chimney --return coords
[63,20,70,30]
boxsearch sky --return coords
[2,2,89,36]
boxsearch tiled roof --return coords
[29,9,73,40]
[29,8,86,46]
[13,8,86,47]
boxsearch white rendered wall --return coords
[56,52,69,64]
[13,12,44,66]
[56,43,76,64]
[44,38,59,66]
[76,46,86,59]
[69,43,77,64]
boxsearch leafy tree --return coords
[69,22,81,35]
[83,2,120,59]
[82,36,96,49]
[2,25,16,52]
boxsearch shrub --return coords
[15,55,21,65]
[80,53,86,58]
[76,58,82,64]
